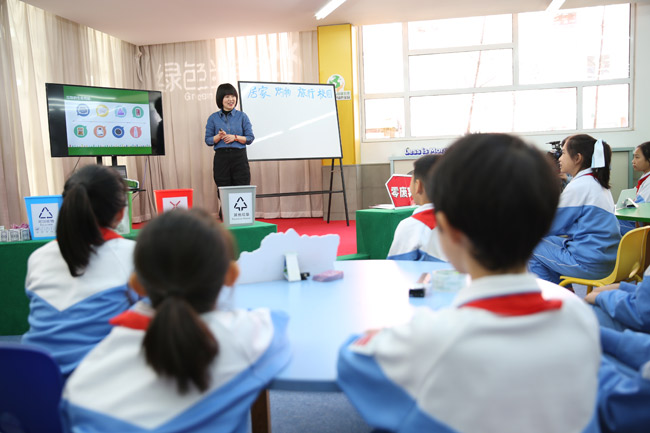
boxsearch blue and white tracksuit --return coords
[592,266,650,333]
[598,327,650,433]
[61,304,291,433]
[338,274,601,433]
[387,203,446,262]
[21,230,137,377]
[529,168,621,284]
[620,172,650,234]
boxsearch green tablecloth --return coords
[0,221,276,335]
[355,207,415,259]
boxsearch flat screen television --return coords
[46,83,165,158]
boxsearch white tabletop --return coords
[218,260,456,391]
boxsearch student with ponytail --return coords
[62,209,291,433]
[22,164,137,378]
[529,134,621,284]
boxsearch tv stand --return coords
[96,156,119,167]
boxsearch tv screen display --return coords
[46,83,164,157]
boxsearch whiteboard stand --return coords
[257,157,349,226]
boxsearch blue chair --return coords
[0,342,64,433]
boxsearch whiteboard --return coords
[238,81,343,161]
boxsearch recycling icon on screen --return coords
[234,197,247,211]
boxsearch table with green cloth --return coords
[355,207,416,259]
[616,202,650,224]
[0,221,276,335]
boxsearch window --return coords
[360,4,632,140]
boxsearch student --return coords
[584,267,650,333]
[61,209,291,433]
[337,133,600,433]
[597,327,650,433]
[22,164,136,378]
[620,141,650,234]
[529,134,621,285]
[387,154,445,262]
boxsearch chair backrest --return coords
[612,226,650,282]
[0,343,64,433]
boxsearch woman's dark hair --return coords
[57,164,126,277]
[137,208,233,394]
[429,133,560,271]
[637,141,650,163]
[216,83,238,110]
[564,134,612,189]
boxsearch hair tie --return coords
[591,139,605,169]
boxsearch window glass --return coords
[408,15,512,50]
[409,49,512,91]
[410,88,576,137]
[583,84,629,129]
[519,4,630,84]
[365,98,405,139]
[362,23,404,93]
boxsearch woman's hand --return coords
[223,134,237,144]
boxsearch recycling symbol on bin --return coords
[234,197,247,211]
[39,207,54,219]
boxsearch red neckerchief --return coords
[100,227,123,241]
[637,175,649,193]
[459,292,562,316]
[411,209,437,229]
[110,310,151,330]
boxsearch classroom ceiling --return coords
[20,0,642,46]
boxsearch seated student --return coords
[620,141,650,234]
[61,209,291,433]
[22,164,137,378]
[584,267,650,333]
[598,327,650,433]
[387,154,445,262]
[337,133,600,433]
[529,134,621,285]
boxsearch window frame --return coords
[358,5,635,143]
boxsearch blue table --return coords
[220,259,456,392]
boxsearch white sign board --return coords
[30,203,60,238]
[228,192,254,225]
[162,196,189,212]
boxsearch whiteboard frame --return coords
[238,81,343,161]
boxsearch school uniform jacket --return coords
[387,203,446,262]
[22,229,136,377]
[61,304,291,433]
[546,168,620,276]
[595,270,650,333]
[598,327,650,433]
[337,273,601,433]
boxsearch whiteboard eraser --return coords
[312,270,343,282]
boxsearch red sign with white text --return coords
[385,175,414,207]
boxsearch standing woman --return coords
[529,134,621,285]
[620,141,650,234]
[22,164,137,378]
[205,83,255,216]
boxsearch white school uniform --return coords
[387,203,446,262]
[22,229,136,377]
[529,168,620,284]
[61,303,291,433]
[338,273,601,433]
